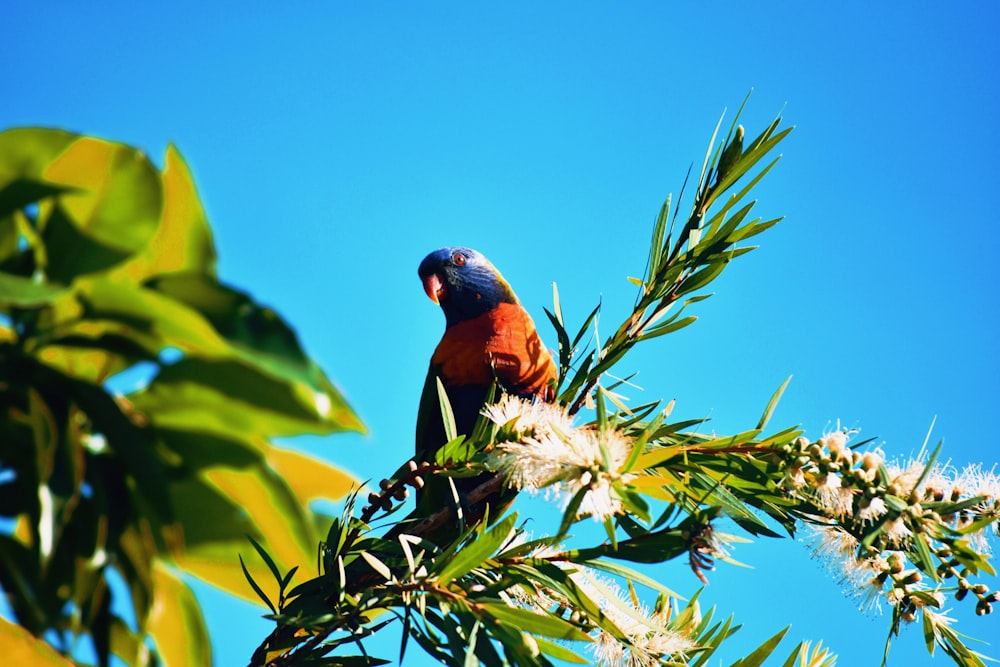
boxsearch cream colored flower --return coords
[857,572,887,614]
[813,473,855,519]
[861,449,884,471]
[857,497,887,524]
[884,517,913,547]
[577,571,695,667]
[492,422,636,522]
[783,465,806,490]
[885,459,925,497]
[482,395,574,438]
[505,544,695,667]
[819,430,848,458]
[808,525,858,565]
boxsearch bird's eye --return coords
[452,253,466,266]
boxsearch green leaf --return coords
[77,274,363,434]
[0,179,71,219]
[464,620,482,667]
[435,514,516,586]
[434,435,474,467]
[687,470,777,536]
[360,551,393,582]
[570,302,601,351]
[581,558,684,600]
[480,602,592,642]
[63,374,174,525]
[883,494,907,513]
[323,658,391,667]
[647,193,671,279]
[757,376,791,430]
[0,127,77,175]
[638,314,698,341]
[909,534,938,581]
[535,636,590,663]
[132,356,358,438]
[550,281,564,326]
[146,273,303,360]
[729,627,789,667]
[543,306,571,371]
[246,533,284,590]
[0,272,69,309]
[556,485,590,538]
[779,641,837,667]
[39,205,137,284]
[239,554,277,614]
[679,259,729,296]
[437,376,458,443]
[708,124,792,211]
[75,276,231,356]
[911,439,944,496]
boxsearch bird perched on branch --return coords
[415,246,557,525]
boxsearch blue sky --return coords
[3,2,999,665]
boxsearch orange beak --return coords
[422,273,446,304]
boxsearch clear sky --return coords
[3,2,999,665]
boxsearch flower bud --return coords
[888,553,904,573]
[862,451,883,471]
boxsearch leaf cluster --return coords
[0,129,364,666]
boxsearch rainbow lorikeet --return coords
[414,246,557,524]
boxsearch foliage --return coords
[1,105,995,667]
[245,104,999,667]
[0,129,364,666]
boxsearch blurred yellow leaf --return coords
[204,467,317,571]
[169,460,322,604]
[628,472,681,502]
[41,137,160,252]
[266,445,356,506]
[148,561,211,667]
[0,617,75,667]
[175,556,280,609]
[111,145,217,281]
[35,344,131,385]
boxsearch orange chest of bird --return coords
[431,302,556,398]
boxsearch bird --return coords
[328,247,557,600]
[413,246,557,527]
